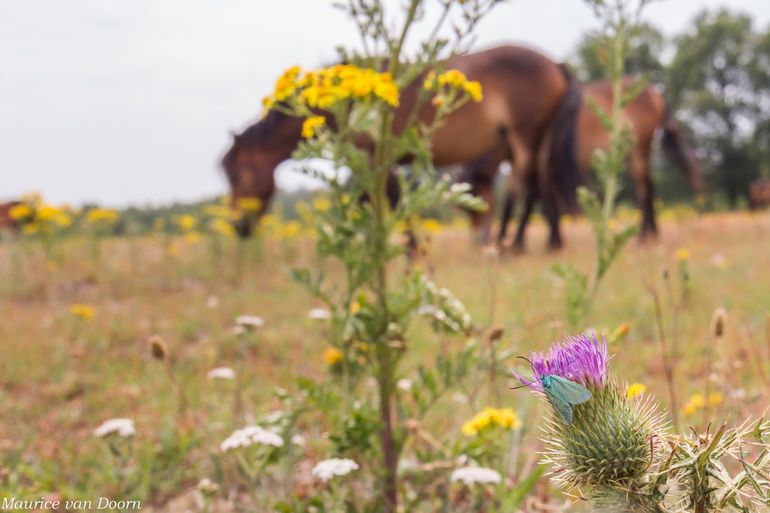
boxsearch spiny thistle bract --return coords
[514,334,667,512]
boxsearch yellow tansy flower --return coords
[302,116,325,139]
[312,196,331,212]
[9,203,32,220]
[324,347,344,366]
[626,383,647,399]
[86,208,119,223]
[461,407,521,436]
[675,247,691,262]
[70,304,95,320]
[236,197,262,213]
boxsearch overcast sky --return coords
[1,0,768,207]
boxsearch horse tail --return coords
[660,104,704,191]
[544,64,583,213]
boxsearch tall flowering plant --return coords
[257,1,524,512]
[554,0,654,328]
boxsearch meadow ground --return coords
[1,209,769,510]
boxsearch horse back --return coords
[576,79,666,169]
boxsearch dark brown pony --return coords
[221,45,582,246]
[463,78,703,248]
[749,179,770,210]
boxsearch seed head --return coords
[148,335,168,361]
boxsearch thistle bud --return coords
[148,335,167,361]
[487,325,504,344]
[513,334,665,510]
[710,308,727,339]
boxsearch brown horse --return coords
[749,178,770,210]
[463,78,703,248]
[221,45,582,247]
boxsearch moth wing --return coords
[547,394,574,425]
[549,376,592,405]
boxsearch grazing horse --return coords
[463,78,703,248]
[221,45,582,247]
[749,178,770,210]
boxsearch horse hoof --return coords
[638,229,659,244]
[511,242,526,254]
[547,241,563,252]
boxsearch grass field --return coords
[2,209,770,511]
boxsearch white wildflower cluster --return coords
[417,281,472,333]
[307,308,332,321]
[233,315,265,335]
[207,367,235,380]
[396,379,413,391]
[94,418,135,438]
[197,477,220,495]
[220,426,284,452]
[311,458,359,481]
[450,466,502,485]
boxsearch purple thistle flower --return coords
[513,333,608,392]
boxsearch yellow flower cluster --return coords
[203,204,234,220]
[209,218,236,237]
[173,215,197,231]
[675,247,691,262]
[626,382,647,399]
[461,407,521,436]
[70,304,95,320]
[263,64,400,112]
[324,347,344,366]
[420,218,443,234]
[312,196,331,213]
[683,392,723,415]
[9,203,32,221]
[302,116,325,139]
[86,208,119,224]
[424,69,483,103]
[236,197,263,213]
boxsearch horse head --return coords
[221,112,301,237]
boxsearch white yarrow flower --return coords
[207,367,235,380]
[291,434,306,447]
[311,458,359,481]
[396,379,413,391]
[220,426,284,452]
[94,418,135,438]
[451,466,501,485]
[197,477,220,495]
[308,308,332,321]
[235,315,265,330]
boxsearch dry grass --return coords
[1,210,769,508]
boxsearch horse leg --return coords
[503,136,538,251]
[497,191,515,246]
[512,187,537,252]
[631,152,657,239]
[479,191,494,245]
[541,191,563,250]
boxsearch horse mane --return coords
[221,109,296,173]
[237,109,293,147]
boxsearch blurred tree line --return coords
[572,7,770,208]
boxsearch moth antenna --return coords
[515,355,535,372]
[512,356,538,390]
